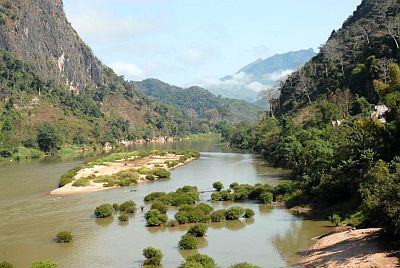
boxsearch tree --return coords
[258,88,280,117]
[187,224,208,237]
[36,123,61,153]
[145,209,168,226]
[56,231,73,243]
[180,254,216,268]
[119,200,136,214]
[296,69,313,105]
[94,204,113,218]
[178,234,198,250]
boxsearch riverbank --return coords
[298,228,399,267]
[50,151,198,195]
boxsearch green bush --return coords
[59,166,82,187]
[137,167,152,175]
[112,203,120,211]
[143,247,163,266]
[31,260,57,268]
[145,209,168,226]
[243,208,255,218]
[118,214,129,222]
[165,219,179,227]
[146,174,156,181]
[94,203,113,218]
[0,261,14,268]
[187,224,208,237]
[72,178,90,187]
[153,168,171,178]
[225,206,245,220]
[212,181,224,191]
[56,231,73,243]
[119,200,136,213]
[178,234,198,250]
[328,213,341,226]
[151,201,168,214]
[211,209,226,222]
[144,192,166,202]
[211,190,233,201]
[259,192,273,204]
[180,254,216,267]
[175,205,211,224]
[229,263,261,268]
[195,203,213,215]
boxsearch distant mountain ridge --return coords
[204,49,316,103]
[134,78,262,123]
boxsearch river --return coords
[0,138,332,268]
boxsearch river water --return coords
[0,138,332,268]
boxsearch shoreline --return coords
[50,153,197,195]
[298,228,399,267]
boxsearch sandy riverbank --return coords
[50,154,196,195]
[298,228,399,267]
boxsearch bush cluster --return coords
[56,231,73,243]
[142,247,163,266]
[187,224,208,237]
[119,200,136,214]
[175,203,213,224]
[145,209,168,226]
[94,203,113,218]
[178,234,197,250]
[144,186,199,206]
[211,183,274,204]
[179,254,216,267]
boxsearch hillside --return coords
[279,0,400,114]
[204,49,316,102]
[0,0,212,159]
[220,0,400,245]
[133,79,262,123]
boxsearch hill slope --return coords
[204,49,316,102]
[134,79,262,123]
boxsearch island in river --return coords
[51,150,199,195]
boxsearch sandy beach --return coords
[298,228,399,268]
[50,154,196,195]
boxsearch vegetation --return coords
[30,261,57,268]
[229,263,261,268]
[0,262,14,268]
[119,200,136,214]
[150,201,168,214]
[179,254,216,268]
[55,231,73,243]
[224,207,246,220]
[174,203,213,224]
[212,181,223,191]
[178,235,198,250]
[94,204,113,218]
[145,209,168,226]
[118,215,129,222]
[211,183,274,204]
[187,224,208,237]
[243,208,255,218]
[142,247,163,266]
[210,210,226,222]
[144,186,200,207]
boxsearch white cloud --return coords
[108,62,145,80]
[247,81,270,93]
[180,47,220,65]
[263,69,294,81]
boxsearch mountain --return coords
[278,0,400,114]
[204,49,316,103]
[0,0,228,158]
[134,79,262,123]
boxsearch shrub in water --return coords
[119,200,136,213]
[328,213,341,226]
[145,209,168,226]
[195,203,213,215]
[0,261,14,268]
[153,168,171,178]
[180,253,216,267]
[178,235,198,250]
[143,246,163,266]
[212,181,224,191]
[144,192,166,202]
[187,224,208,237]
[151,201,168,214]
[94,203,113,218]
[165,219,179,227]
[211,209,226,222]
[244,208,255,218]
[112,203,120,211]
[229,263,261,268]
[146,174,155,181]
[56,231,73,243]
[30,260,57,268]
[118,214,129,222]
[225,206,246,220]
[259,192,273,204]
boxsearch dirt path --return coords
[298,228,399,268]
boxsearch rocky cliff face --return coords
[0,0,103,91]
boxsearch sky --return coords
[63,0,362,87]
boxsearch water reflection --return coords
[95,217,114,227]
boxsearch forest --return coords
[219,0,400,241]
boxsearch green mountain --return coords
[133,79,262,123]
[220,0,400,241]
[204,49,316,102]
[0,0,215,159]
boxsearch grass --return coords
[72,177,90,187]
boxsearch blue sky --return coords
[63,0,362,87]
